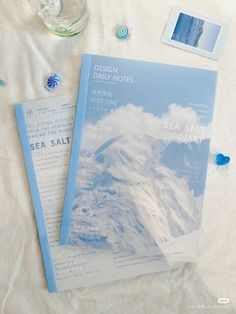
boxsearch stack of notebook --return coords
[15,54,218,293]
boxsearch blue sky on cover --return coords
[86,55,217,124]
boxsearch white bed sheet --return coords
[0,0,236,313]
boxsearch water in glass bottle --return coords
[38,0,88,37]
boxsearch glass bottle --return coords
[38,0,88,37]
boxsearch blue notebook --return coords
[60,54,217,266]
[14,95,96,293]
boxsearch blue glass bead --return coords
[45,73,61,91]
[215,153,230,166]
[116,26,129,40]
[0,79,6,86]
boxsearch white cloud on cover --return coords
[82,103,211,151]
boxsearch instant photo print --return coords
[162,7,229,60]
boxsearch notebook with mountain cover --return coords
[60,54,217,286]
